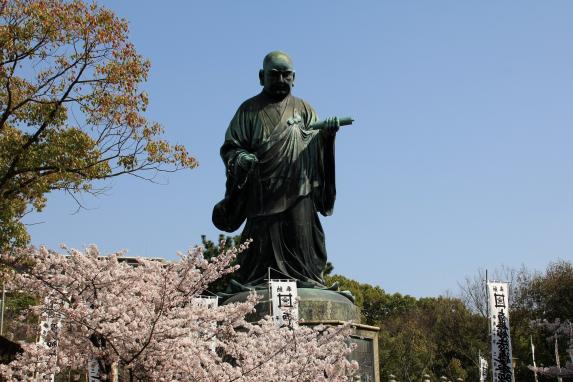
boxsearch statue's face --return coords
[260,54,295,99]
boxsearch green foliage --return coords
[518,260,573,320]
[509,260,573,380]
[323,261,334,277]
[0,0,196,252]
[325,273,416,324]
[326,272,484,381]
[1,290,39,343]
[200,234,241,294]
[417,297,486,382]
[378,313,436,382]
[446,358,467,381]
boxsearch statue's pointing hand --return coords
[321,116,340,137]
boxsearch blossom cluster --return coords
[0,244,357,381]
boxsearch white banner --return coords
[38,294,64,382]
[487,282,514,382]
[87,359,102,382]
[479,355,489,382]
[269,280,298,327]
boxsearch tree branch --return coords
[0,49,91,191]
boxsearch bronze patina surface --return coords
[213,51,342,288]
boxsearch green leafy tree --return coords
[377,311,436,382]
[445,358,467,381]
[1,291,38,343]
[325,272,416,324]
[200,234,241,294]
[327,270,490,381]
[518,260,573,320]
[513,260,573,379]
[417,297,486,381]
[0,0,196,251]
[458,260,573,381]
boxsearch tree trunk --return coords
[111,362,119,382]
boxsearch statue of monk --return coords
[213,51,340,288]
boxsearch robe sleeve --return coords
[220,108,257,188]
[301,101,336,217]
[213,107,258,232]
[316,132,336,216]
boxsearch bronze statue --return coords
[213,51,347,288]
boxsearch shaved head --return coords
[259,51,296,100]
[262,51,294,70]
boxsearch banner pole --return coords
[0,283,5,335]
[268,267,272,316]
[530,335,538,382]
[478,349,481,382]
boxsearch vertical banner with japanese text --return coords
[37,294,63,382]
[269,280,298,327]
[487,282,514,382]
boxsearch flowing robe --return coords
[213,92,336,286]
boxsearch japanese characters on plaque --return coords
[487,282,514,382]
[269,280,298,327]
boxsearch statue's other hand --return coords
[321,117,340,137]
[236,152,259,171]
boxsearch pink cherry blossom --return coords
[1,244,358,381]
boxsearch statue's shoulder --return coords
[237,93,266,113]
[294,96,313,107]
[292,96,317,117]
[235,94,316,116]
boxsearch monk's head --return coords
[259,51,295,100]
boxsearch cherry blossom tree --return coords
[0,243,357,381]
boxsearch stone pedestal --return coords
[223,287,359,321]
[222,287,380,382]
[299,319,380,382]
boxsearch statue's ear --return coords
[259,70,264,86]
[292,71,296,87]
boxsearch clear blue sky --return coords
[27,1,573,297]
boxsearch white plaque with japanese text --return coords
[269,279,298,327]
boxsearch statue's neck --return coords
[262,90,291,104]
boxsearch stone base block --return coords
[222,287,360,322]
